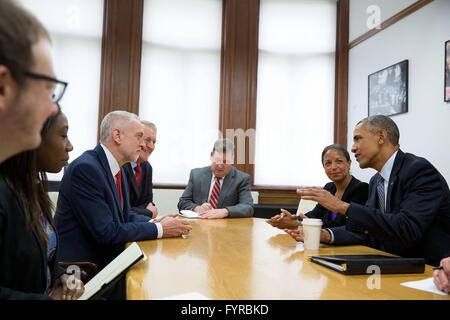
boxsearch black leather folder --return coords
[310,254,425,275]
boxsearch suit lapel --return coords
[139,162,150,201]
[386,150,404,213]
[341,177,354,202]
[95,145,124,219]
[218,168,235,207]
[201,169,213,203]
[127,163,139,197]
[32,228,48,290]
[368,174,379,208]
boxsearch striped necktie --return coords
[376,174,385,213]
[209,177,221,209]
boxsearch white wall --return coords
[349,0,416,42]
[348,0,450,183]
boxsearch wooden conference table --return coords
[126,218,449,300]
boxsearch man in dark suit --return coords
[178,138,254,218]
[55,111,191,270]
[123,121,157,218]
[297,115,450,265]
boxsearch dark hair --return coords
[0,0,50,84]
[321,144,350,164]
[41,103,62,137]
[0,108,63,243]
[0,152,52,244]
[357,115,400,145]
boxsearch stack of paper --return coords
[179,210,200,219]
[401,277,449,296]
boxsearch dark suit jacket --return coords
[178,166,254,217]
[123,161,154,218]
[306,176,368,228]
[0,175,64,299]
[55,144,158,268]
[333,150,450,265]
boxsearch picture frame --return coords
[368,60,408,117]
[445,40,450,102]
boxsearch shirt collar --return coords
[379,150,398,182]
[100,144,121,177]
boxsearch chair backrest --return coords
[296,199,317,216]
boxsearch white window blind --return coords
[255,0,337,186]
[140,0,222,184]
[19,0,104,180]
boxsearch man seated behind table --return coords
[267,144,368,244]
[178,138,253,219]
[291,115,450,266]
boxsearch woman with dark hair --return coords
[0,108,82,299]
[267,144,368,241]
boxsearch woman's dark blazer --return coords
[0,175,64,299]
[305,176,368,228]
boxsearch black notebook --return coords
[310,254,425,275]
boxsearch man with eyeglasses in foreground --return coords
[0,0,65,164]
[123,120,159,218]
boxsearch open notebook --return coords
[78,242,145,300]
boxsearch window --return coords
[255,0,337,186]
[19,0,104,180]
[140,0,222,184]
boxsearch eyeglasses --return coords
[24,71,68,103]
[144,137,157,146]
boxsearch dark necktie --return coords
[377,174,385,213]
[115,170,123,209]
[209,177,221,209]
[134,165,142,188]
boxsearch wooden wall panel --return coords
[98,0,144,133]
[255,188,299,206]
[220,0,259,179]
[334,0,349,147]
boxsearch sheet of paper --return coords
[159,292,210,300]
[179,210,200,219]
[401,277,448,296]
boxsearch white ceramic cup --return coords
[302,218,323,250]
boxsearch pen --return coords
[433,266,443,270]
[280,209,302,220]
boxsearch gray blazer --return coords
[178,166,254,218]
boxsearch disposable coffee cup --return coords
[302,218,323,250]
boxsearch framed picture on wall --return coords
[368,60,408,117]
[445,40,450,102]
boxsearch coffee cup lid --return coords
[302,218,323,226]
